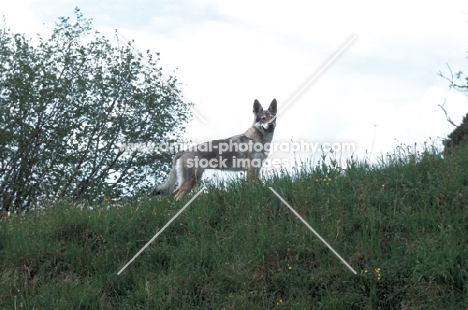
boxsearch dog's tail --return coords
[153,153,182,195]
[154,168,177,195]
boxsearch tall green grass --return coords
[1,145,467,309]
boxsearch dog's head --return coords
[253,99,277,134]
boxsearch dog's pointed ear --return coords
[268,99,277,113]
[253,99,263,113]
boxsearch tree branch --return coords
[438,99,457,127]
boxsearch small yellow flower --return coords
[375,268,381,280]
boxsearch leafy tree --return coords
[438,66,468,149]
[0,8,192,212]
[445,114,468,148]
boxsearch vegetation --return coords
[439,62,468,149]
[1,7,467,310]
[0,9,192,212]
[445,113,468,149]
[1,144,467,309]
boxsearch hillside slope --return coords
[1,146,467,309]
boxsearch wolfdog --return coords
[154,99,277,200]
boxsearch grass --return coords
[0,144,467,309]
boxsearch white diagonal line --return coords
[117,186,206,275]
[269,187,357,274]
[270,36,356,124]
[118,34,207,124]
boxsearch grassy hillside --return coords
[1,145,467,309]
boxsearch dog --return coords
[154,99,277,200]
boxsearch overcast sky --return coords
[2,0,468,172]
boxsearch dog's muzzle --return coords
[264,122,275,132]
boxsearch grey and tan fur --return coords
[154,99,277,200]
